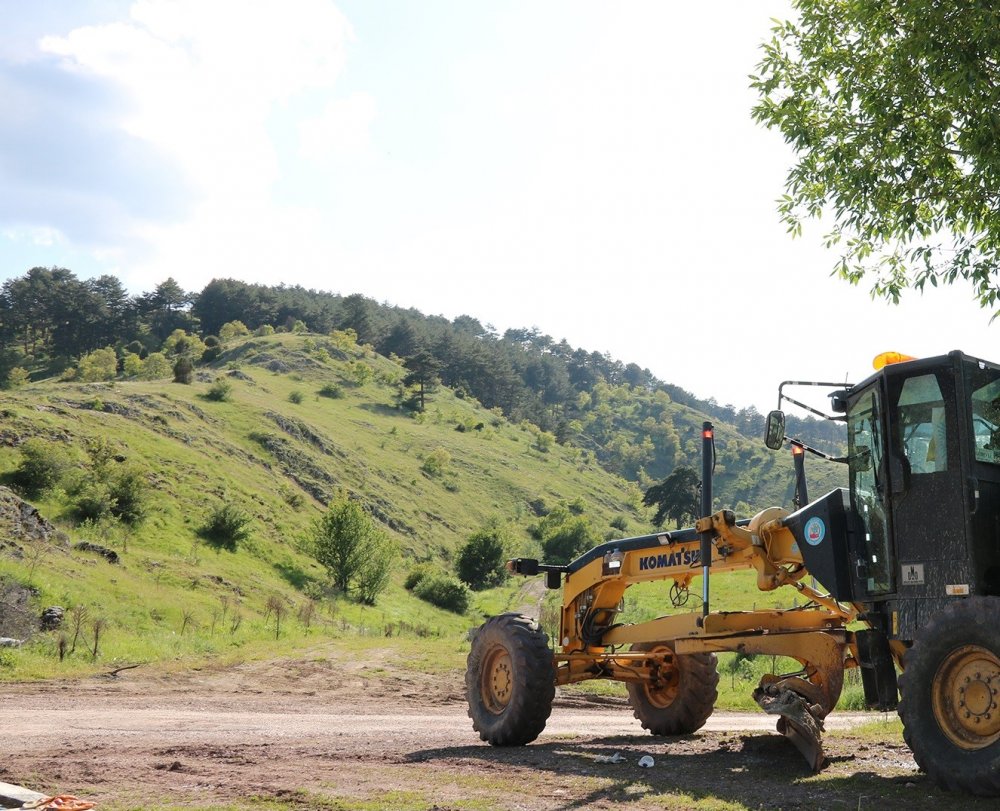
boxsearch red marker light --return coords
[702,429,713,439]
[792,445,805,456]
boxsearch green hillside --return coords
[0,330,844,680]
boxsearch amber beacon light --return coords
[872,351,916,370]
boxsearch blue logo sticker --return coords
[804,516,826,546]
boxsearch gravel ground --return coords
[0,645,987,810]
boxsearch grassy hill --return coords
[0,331,846,683]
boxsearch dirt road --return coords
[0,647,984,810]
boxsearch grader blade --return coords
[753,682,826,771]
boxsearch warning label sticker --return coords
[901,563,925,586]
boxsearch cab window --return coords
[895,374,947,474]
[969,366,1000,465]
[848,388,893,594]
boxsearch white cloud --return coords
[299,93,376,162]
[41,2,353,194]
[3,225,63,247]
[28,0,366,292]
[47,9,326,196]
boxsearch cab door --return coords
[884,364,969,600]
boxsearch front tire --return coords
[626,641,718,735]
[466,613,555,746]
[898,597,1000,796]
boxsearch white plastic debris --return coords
[594,753,625,764]
[638,755,655,768]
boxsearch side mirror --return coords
[829,389,848,414]
[852,447,872,472]
[764,410,786,450]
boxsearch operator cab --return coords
[846,351,1000,636]
[767,351,1000,640]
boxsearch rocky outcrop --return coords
[0,485,61,554]
[0,487,67,639]
[73,542,120,564]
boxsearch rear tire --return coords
[626,641,718,735]
[466,613,555,746]
[898,597,1000,796]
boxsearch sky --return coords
[1,0,996,416]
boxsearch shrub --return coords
[610,515,629,532]
[330,328,358,349]
[404,563,435,591]
[288,390,304,404]
[420,447,451,477]
[456,521,511,590]
[109,466,148,525]
[122,353,143,377]
[163,329,206,358]
[14,438,71,495]
[318,383,343,399]
[351,362,373,386]
[77,347,118,382]
[205,377,233,401]
[354,538,396,605]
[139,352,172,380]
[74,481,113,522]
[535,505,600,565]
[254,324,275,337]
[533,430,555,453]
[75,469,147,525]
[414,573,469,614]
[173,356,193,384]
[219,321,250,341]
[6,367,29,389]
[200,503,252,550]
[202,335,223,361]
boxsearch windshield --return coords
[847,388,893,595]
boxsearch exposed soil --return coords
[0,645,992,810]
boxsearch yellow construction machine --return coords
[466,350,1000,795]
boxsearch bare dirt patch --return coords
[1,645,994,810]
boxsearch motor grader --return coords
[466,350,1000,796]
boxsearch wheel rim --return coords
[481,645,514,714]
[643,646,680,709]
[932,644,1000,750]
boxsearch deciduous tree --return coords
[456,520,512,590]
[313,496,383,594]
[752,1,1000,312]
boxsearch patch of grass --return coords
[828,715,904,742]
